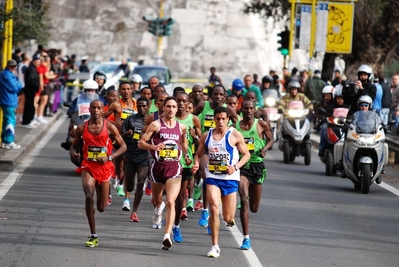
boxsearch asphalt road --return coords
[1,116,398,267]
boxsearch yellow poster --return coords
[326,3,354,54]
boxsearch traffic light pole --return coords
[156,0,165,64]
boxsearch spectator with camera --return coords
[341,64,376,117]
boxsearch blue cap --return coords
[232,79,244,91]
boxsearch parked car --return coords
[91,61,137,89]
[129,65,173,95]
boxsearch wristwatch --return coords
[234,165,238,171]
[108,155,113,161]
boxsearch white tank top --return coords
[204,127,240,181]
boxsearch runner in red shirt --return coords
[70,99,126,248]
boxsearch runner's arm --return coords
[70,124,83,158]
[233,130,250,169]
[138,121,161,151]
[192,132,207,173]
[259,120,274,156]
[142,113,154,134]
[107,123,127,160]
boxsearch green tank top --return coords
[175,114,194,168]
[235,118,266,163]
[200,101,227,133]
[149,99,157,113]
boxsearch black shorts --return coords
[240,162,267,185]
[124,158,150,173]
[41,84,51,96]
[182,168,193,181]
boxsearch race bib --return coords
[208,159,228,174]
[87,146,107,161]
[133,128,142,141]
[191,143,196,154]
[121,108,135,120]
[244,137,255,154]
[204,115,215,131]
[159,143,178,161]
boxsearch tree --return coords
[244,0,399,81]
[0,0,51,46]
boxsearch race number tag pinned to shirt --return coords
[244,137,255,154]
[121,108,135,120]
[87,146,107,161]
[204,115,215,131]
[159,143,178,161]
[208,159,228,174]
[133,128,142,141]
[78,103,90,117]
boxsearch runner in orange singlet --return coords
[71,99,126,248]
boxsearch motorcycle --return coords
[63,93,96,167]
[342,110,389,194]
[319,107,349,176]
[263,89,282,148]
[278,101,312,165]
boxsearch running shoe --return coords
[237,203,241,210]
[194,201,203,211]
[180,209,188,221]
[162,236,172,250]
[122,199,130,211]
[194,179,202,200]
[112,178,118,189]
[207,246,220,258]
[130,212,140,222]
[240,238,251,250]
[85,236,98,247]
[172,227,183,243]
[186,199,194,212]
[226,219,235,227]
[4,142,21,149]
[145,181,152,196]
[153,201,165,225]
[198,209,209,227]
[36,116,48,124]
[152,221,162,229]
[116,185,125,197]
[106,195,112,206]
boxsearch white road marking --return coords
[378,182,399,196]
[0,116,66,201]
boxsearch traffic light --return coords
[143,16,175,37]
[161,18,175,36]
[277,30,290,56]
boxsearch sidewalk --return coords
[0,111,64,171]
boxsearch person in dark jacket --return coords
[379,73,391,125]
[342,64,376,117]
[22,55,41,128]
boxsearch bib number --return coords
[204,115,215,131]
[159,144,178,161]
[87,146,107,161]
[208,159,227,174]
[121,108,135,120]
[133,128,142,141]
[244,137,255,154]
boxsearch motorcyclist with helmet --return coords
[93,70,108,98]
[314,85,336,130]
[227,79,247,111]
[129,74,143,99]
[61,80,107,150]
[342,64,377,116]
[277,80,313,113]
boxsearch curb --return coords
[0,112,64,171]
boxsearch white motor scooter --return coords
[278,101,312,165]
[342,110,389,194]
[263,89,282,148]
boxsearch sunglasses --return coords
[360,103,369,107]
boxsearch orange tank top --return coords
[120,98,137,120]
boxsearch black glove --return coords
[278,108,284,114]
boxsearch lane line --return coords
[378,182,399,196]
[0,116,66,201]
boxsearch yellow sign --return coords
[325,3,354,53]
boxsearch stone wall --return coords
[47,0,300,85]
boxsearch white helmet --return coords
[83,80,98,91]
[129,74,143,84]
[357,95,373,109]
[322,85,335,98]
[357,64,373,82]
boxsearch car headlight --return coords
[288,109,304,118]
[265,97,276,107]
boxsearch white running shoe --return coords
[36,117,48,124]
[122,199,131,211]
[207,246,220,258]
[32,119,41,126]
[153,201,165,225]
[4,142,21,149]
[112,178,118,189]
[22,122,37,129]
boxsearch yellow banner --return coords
[325,3,354,54]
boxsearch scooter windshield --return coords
[77,93,99,121]
[352,110,382,133]
[263,89,278,99]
